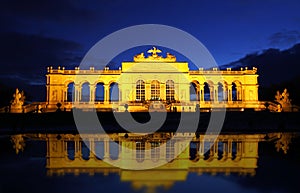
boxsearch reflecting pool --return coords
[0,132,299,193]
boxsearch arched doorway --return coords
[204,82,210,101]
[190,82,198,101]
[218,82,224,101]
[109,82,119,101]
[66,82,75,102]
[81,82,90,102]
[232,82,237,101]
[95,83,104,102]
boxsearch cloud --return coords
[0,32,83,73]
[268,30,300,48]
[0,32,84,99]
[1,0,95,23]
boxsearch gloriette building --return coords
[46,48,264,112]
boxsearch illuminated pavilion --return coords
[45,47,265,112]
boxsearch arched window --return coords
[190,82,198,101]
[66,82,75,102]
[95,83,104,102]
[218,82,224,101]
[109,82,119,101]
[81,82,90,102]
[136,80,145,101]
[166,80,175,101]
[204,82,210,101]
[151,80,160,100]
[232,82,237,101]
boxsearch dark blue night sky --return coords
[1,0,300,101]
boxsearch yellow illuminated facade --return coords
[46,48,265,112]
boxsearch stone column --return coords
[227,84,232,102]
[199,84,204,102]
[196,85,200,101]
[90,85,96,102]
[74,84,80,102]
[237,86,242,101]
[209,86,214,101]
[64,87,68,102]
[214,85,218,102]
[104,84,110,104]
[223,86,227,101]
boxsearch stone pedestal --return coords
[10,105,23,113]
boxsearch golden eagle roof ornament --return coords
[133,47,176,62]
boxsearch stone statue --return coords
[281,88,291,104]
[275,90,281,102]
[11,88,25,106]
[133,48,176,62]
[166,52,176,60]
[134,52,145,59]
[273,88,292,112]
[275,88,291,105]
[10,88,25,113]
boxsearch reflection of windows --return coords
[136,80,145,101]
[136,142,145,162]
[166,140,175,162]
[151,80,160,100]
[151,142,160,162]
[166,80,175,101]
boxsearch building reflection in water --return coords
[11,132,296,193]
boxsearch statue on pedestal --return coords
[274,88,292,112]
[10,88,25,113]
